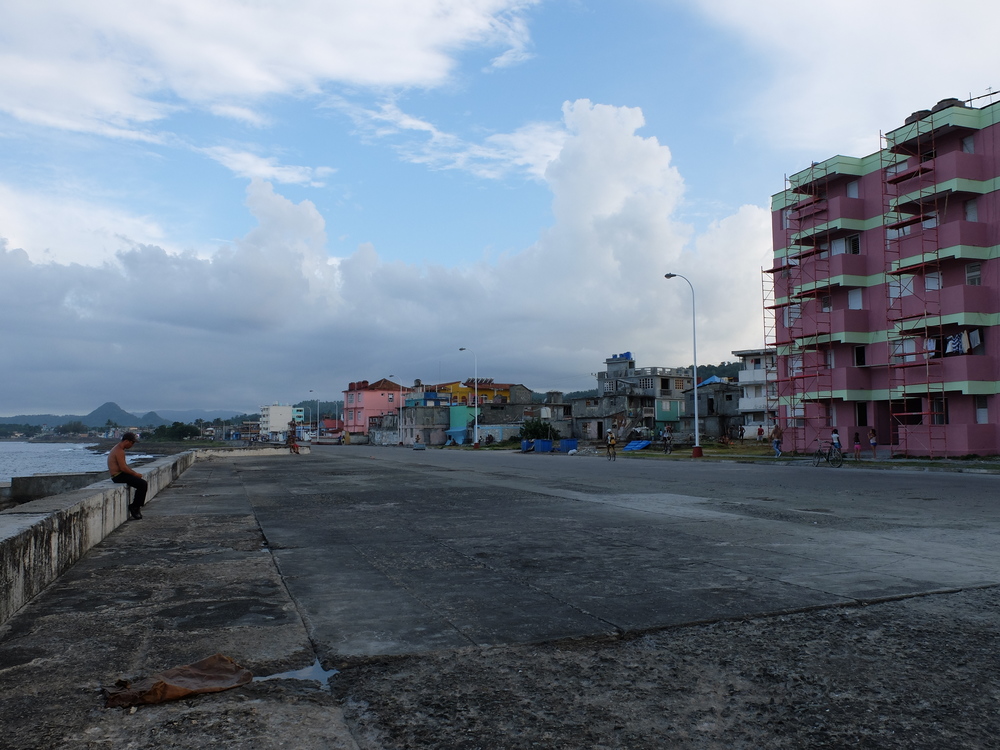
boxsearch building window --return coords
[348,394,354,404]
[975,395,989,424]
[825,349,835,369]
[388,393,394,402]
[751,357,762,369]
[962,134,975,153]
[638,377,654,389]
[925,271,941,291]
[855,401,868,427]
[965,198,979,222]
[603,381,616,393]
[888,275,914,299]
[820,295,832,313]
[966,263,982,286]
[848,288,863,310]
[846,180,860,199]
[891,338,918,363]
[921,211,937,229]
[783,303,802,326]
[674,379,685,390]
[854,345,867,367]
[831,234,861,255]
[887,223,912,240]
[886,160,908,178]
[930,396,948,425]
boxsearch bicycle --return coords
[812,440,844,468]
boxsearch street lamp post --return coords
[664,273,702,457]
[389,375,404,445]
[309,389,319,439]
[458,347,479,445]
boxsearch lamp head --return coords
[459,347,466,351]
[664,273,677,279]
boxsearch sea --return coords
[0,441,147,481]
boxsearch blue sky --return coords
[2,0,997,416]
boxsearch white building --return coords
[259,404,304,441]
[732,348,777,433]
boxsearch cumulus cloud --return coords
[0,100,770,413]
[0,0,539,137]
[0,183,170,266]
[686,0,1000,157]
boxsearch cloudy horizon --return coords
[2,0,997,416]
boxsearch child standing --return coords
[853,432,862,461]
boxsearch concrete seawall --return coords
[0,445,306,627]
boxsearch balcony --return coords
[888,151,986,188]
[792,217,867,245]
[892,355,996,389]
[941,284,1000,317]
[892,221,990,263]
[829,252,869,278]
[831,366,872,392]
[831,308,871,334]
[739,396,768,412]
[738,368,774,386]
[826,196,868,221]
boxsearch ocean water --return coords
[0,442,109,480]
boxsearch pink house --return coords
[770,96,1000,457]
[343,378,410,436]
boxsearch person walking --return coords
[770,423,784,458]
[108,432,148,520]
[606,429,617,461]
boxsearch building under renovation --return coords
[768,95,1000,456]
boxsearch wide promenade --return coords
[2,446,999,748]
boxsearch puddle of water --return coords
[255,658,338,690]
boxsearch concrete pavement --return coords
[2,446,1000,748]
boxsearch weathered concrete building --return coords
[571,353,694,441]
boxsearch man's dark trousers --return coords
[112,473,148,511]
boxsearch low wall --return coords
[0,445,312,626]
[0,451,197,626]
[10,471,108,504]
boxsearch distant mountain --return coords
[0,402,242,428]
[85,402,147,428]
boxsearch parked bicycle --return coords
[812,440,844,468]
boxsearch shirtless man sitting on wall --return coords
[108,432,148,520]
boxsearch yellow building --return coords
[427,379,532,405]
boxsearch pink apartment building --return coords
[343,379,410,435]
[769,96,999,457]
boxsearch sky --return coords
[2,0,998,416]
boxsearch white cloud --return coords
[0,183,169,265]
[0,99,769,413]
[334,97,568,179]
[0,0,540,137]
[686,0,1000,158]
[201,146,334,186]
